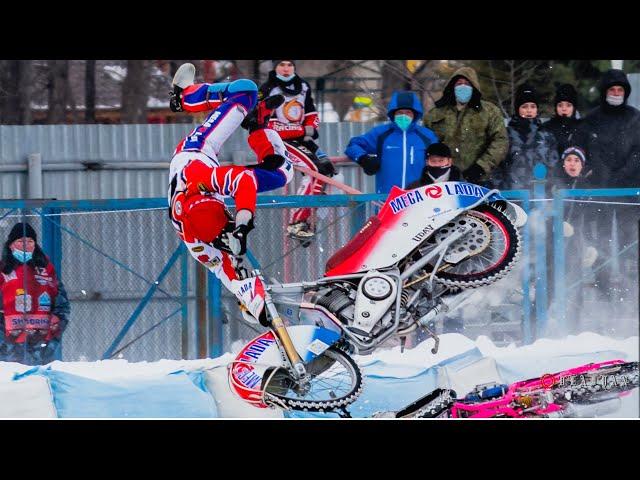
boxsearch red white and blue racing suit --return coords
[168,79,293,315]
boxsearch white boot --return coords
[172,63,196,89]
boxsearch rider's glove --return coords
[462,163,486,184]
[315,156,337,177]
[228,209,254,256]
[357,154,380,176]
[169,87,183,113]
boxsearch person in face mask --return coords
[345,91,439,194]
[0,222,70,365]
[424,66,508,186]
[542,84,582,156]
[258,60,336,243]
[573,69,640,188]
[407,142,464,189]
[493,84,559,191]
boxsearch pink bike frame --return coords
[450,359,628,418]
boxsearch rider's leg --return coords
[285,143,320,238]
[246,128,294,192]
[180,84,258,160]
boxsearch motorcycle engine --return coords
[310,283,357,325]
[310,275,398,339]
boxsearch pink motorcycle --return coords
[385,360,639,418]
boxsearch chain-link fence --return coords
[551,189,639,339]
[0,199,196,363]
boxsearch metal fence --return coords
[0,123,380,200]
[0,199,196,363]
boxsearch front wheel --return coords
[262,347,363,412]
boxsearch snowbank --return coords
[0,332,637,418]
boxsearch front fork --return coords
[254,269,309,382]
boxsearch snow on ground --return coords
[0,332,637,418]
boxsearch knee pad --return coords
[228,79,258,94]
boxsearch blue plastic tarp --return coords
[14,367,218,418]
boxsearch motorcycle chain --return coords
[396,388,456,418]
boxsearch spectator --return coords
[424,66,508,185]
[554,146,593,190]
[542,84,582,156]
[492,84,559,191]
[574,69,640,187]
[551,147,600,329]
[0,223,70,365]
[345,91,438,193]
[257,60,336,243]
[407,142,464,189]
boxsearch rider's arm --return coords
[302,82,320,132]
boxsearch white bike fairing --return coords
[325,182,512,277]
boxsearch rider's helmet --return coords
[182,196,229,244]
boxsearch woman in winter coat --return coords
[542,83,582,156]
[0,222,70,365]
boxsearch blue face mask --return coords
[12,249,32,263]
[394,114,413,131]
[454,84,473,104]
[276,73,296,82]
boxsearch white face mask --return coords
[606,94,624,106]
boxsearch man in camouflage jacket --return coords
[424,66,508,185]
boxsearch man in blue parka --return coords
[345,91,438,193]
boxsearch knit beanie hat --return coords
[555,83,578,107]
[7,222,37,244]
[272,60,296,68]
[426,142,452,158]
[515,84,539,111]
[561,146,587,165]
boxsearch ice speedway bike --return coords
[226,181,639,417]
[225,180,537,416]
[373,359,639,418]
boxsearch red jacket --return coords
[0,261,59,343]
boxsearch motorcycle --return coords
[375,360,639,418]
[228,181,527,415]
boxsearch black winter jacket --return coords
[574,69,640,188]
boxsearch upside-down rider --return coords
[167,63,293,325]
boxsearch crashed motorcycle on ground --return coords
[374,359,639,418]
[227,181,527,415]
